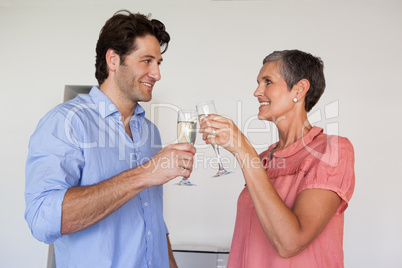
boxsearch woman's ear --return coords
[105,49,120,73]
[295,79,310,99]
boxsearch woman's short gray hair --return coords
[263,50,326,112]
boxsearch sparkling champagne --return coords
[177,121,197,144]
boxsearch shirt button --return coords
[149,261,152,266]
[144,202,148,207]
[108,104,116,112]
[148,231,151,236]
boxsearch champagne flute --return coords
[196,101,233,178]
[174,109,197,186]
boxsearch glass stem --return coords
[212,144,225,171]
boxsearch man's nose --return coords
[149,64,161,81]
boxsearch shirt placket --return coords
[140,189,153,267]
[131,117,154,267]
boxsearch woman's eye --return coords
[265,79,272,85]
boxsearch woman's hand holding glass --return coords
[198,114,248,156]
[196,101,234,177]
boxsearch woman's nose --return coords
[254,85,263,97]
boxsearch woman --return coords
[199,50,355,267]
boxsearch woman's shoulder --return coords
[315,132,354,154]
[308,132,354,169]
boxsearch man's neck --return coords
[99,83,137,121]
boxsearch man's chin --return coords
[139,93,152,103]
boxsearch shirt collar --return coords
[132,103,146,124]
[88,86,146,122]
[270,126,323,159]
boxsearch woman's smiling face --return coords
[254,61,297,122]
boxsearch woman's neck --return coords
[274,112,312,151]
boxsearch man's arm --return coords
[167,234,178,268]
[61,167,146,234]
[61,143,196,235]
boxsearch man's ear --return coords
[105,49,120,72]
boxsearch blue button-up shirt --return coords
[25,86,169,268]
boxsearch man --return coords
[25,10,195,268]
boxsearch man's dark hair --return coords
[95,10,170,85]
[263,50,326,112]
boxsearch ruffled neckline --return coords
[260,126,325,177]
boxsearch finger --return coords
[174,150,195,168]
[202,131,208,141]
[175,151,194,162]
[179,159,193,172]
[202,115,233,127]
[202,127,218,137]
[205,114,228,122]
[199,113,217,122]
[199,121,218,134]
[210,115,233,124]
[170,143,196,154]
[176,156,193,172]
[200,119,230,131]
[162,143,176,150]
[202,131,216,141]
[199,114,226,131]
[199,118,213,132]
[178,168,191,178]
[204,135,217,145]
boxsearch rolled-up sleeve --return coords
[25,109,84,244]
[298,136,355,215]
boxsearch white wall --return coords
[1,0,401,267]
